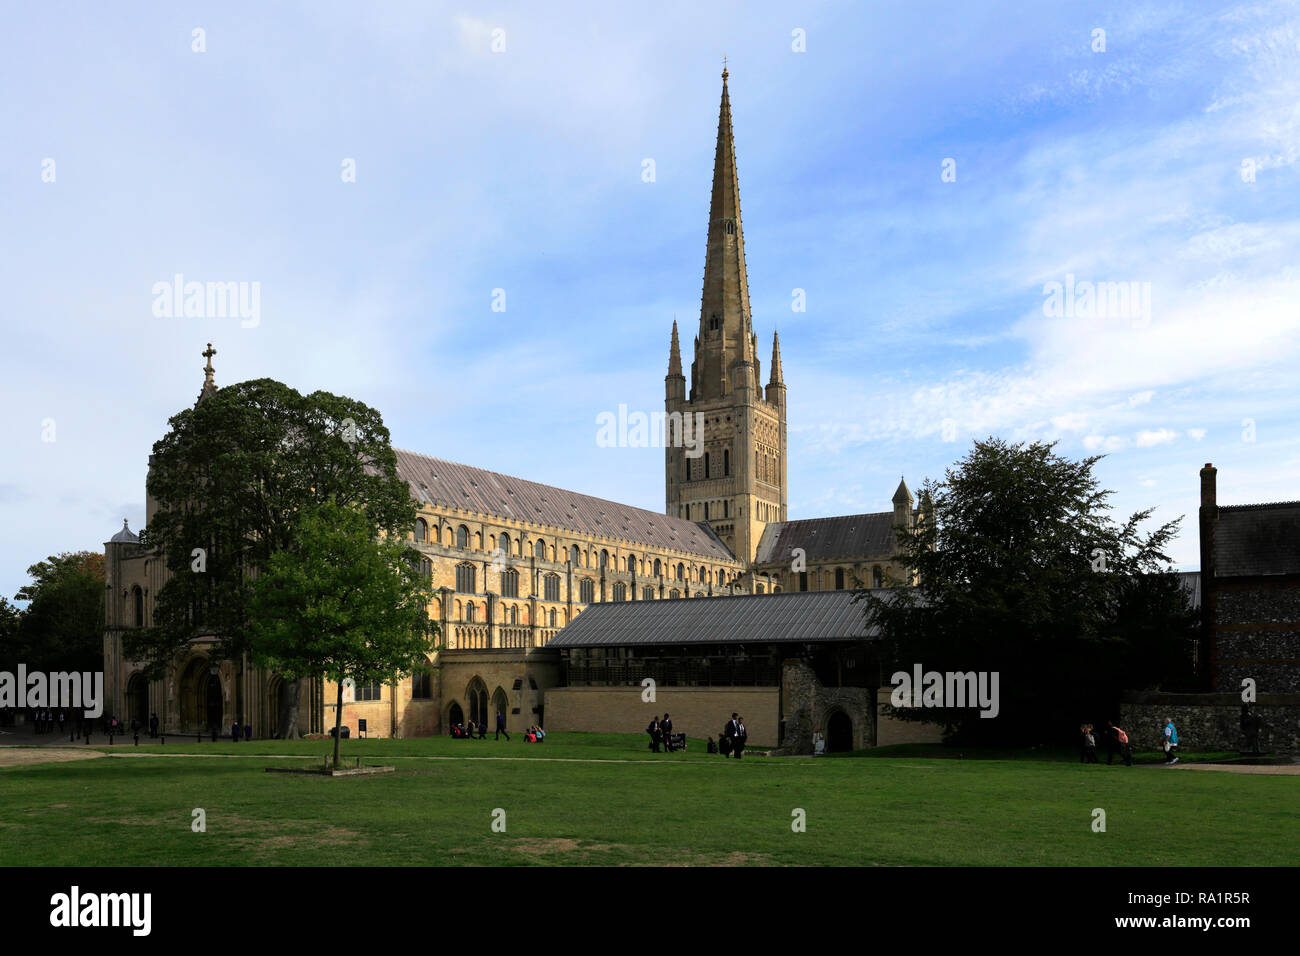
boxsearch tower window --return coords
[704,453,710,479]
[724,448,730,476]
[724,220,735,235]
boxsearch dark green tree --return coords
[862,438,1196,746]
[7,552,105,673]
[130,379,416,737]
[248,498,437,768]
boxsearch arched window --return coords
[675,563,685,582]
[456,563,476,594]
[456,525,469,549]
[414,518,428,542]
[580,579,595,603]
[132,586,144,628]
[599,550,608,569]
[756,584,765,594]
[724,448,730,476]
[432,523,441,544]
[474,531,483,550]
[465,602,476,623]
[724,500,730,518]
[534,538,546,560]
[508,605,518,625]
[411,669,432,699]
[669,589,680,599]
[654,558,662,577]
[570,545,580,566]
[613,582,627,601]
[544,574,560,602]
[705,452,710,479]
[642,586,655,601]
[835,568,846,590]
[501,568,519,598]
[420,557,432,579]
[499,532,510,555]
[872,566,883,588]
[548,608,557,628]
[799,571,808,592]
[704,502,710,520]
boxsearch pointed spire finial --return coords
[722,54,728,80]
[668,319,683,377]
[197,342,218,403]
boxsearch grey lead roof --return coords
[1214,502,1300,577]
[548,589,883,648]
[754,512,900,565]
[392,448,736,561]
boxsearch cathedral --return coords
[101,71,920,741]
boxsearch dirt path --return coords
[1174,763,1300,776]
[0,748,107,768]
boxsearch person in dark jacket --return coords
[647,716,662,752]
[733,717,747,759]
[496,711,510,741]
[149,712,159,738]
[661,713,674,752]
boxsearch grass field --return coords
[0,734,1294,866]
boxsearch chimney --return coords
[1198,462,1218,690]
[1199,462,1217,517]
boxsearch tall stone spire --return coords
[668,319,682,376]
[693,67,755,401]
[769,330,783,385]
[197,342,218,404]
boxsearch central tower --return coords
[665,69,788,565]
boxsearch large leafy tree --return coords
[249,498,437,767]
[4,552,105,673]
[130,379,416,737]
[862,438,1196,746]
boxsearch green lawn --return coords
[0,733,1294,866]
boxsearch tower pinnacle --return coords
[692,69,754,401]
[197,343,218,404]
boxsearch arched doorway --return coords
[205,673,223,732]
[491,687,509,728]
[827,711,854,753]
[447,701,464,729]
[126,673,149,728]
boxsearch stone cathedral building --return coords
[102,72,920,742]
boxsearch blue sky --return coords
[2,0,1298,597]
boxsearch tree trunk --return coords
[276,678,302,739]
[332,681,344,769]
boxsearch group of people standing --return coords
[720,713,747,759]
[646,713,675,752]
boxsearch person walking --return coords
[733,716,747,760]
[1163,718,1180,765]
[1107,721,1132,766]
[149,712,159,738]
[723,713,740,758]
[1082,724,1099,764]
[495,710,510,741]
[661,713,674,752]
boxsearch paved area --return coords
[1173,762,1300,776]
